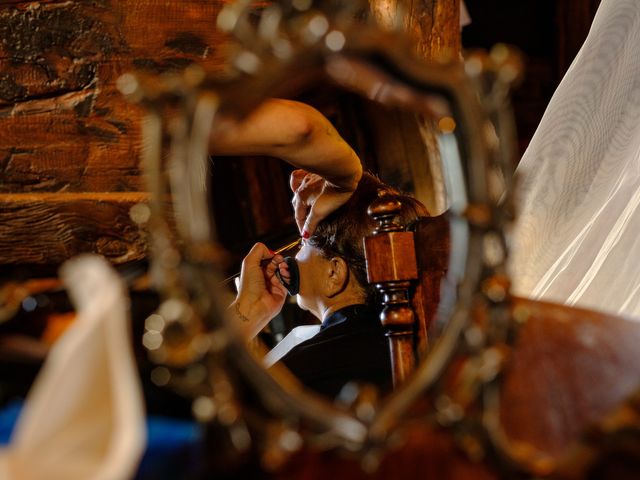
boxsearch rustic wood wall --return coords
[369,0,460,59]
[0,0,460,269]
[0,0,229,266]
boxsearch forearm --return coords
[210,99,362,191]
[278,124,362,192]
[228,298,264,340]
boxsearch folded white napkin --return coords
[0,255,145,480]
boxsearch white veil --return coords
[509,0,640,319]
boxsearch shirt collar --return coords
[320,304,380,330]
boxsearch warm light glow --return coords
[438,116,456,133]
[369,0,398,30]
[325,30,345,51]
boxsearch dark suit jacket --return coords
[277,304,392,398]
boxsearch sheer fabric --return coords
[510,0,640,319]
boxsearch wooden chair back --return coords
[363,192,451,386]
[410,214,451,356]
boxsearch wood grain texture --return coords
[411,213,450,355]
[365,195,421,386]
[0,0,461,266]
[364,232,418,283]
[387,330,416,384]
[0,0,229,194]
[368,0,460,60]
[0,0,230,265]
[0,192,149,264]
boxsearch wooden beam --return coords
[0,192,150,264]
[0,0,230,265]
[368,0,461,60]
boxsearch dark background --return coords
[462,0,601,155]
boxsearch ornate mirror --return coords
[119,0,525,474]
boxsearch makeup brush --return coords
[219,238,302,286]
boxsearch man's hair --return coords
[308,172,428,304]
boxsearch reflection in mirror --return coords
[207,80,466,399]
[122,0,525,470]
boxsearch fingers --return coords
[292,172,324,202]
[294,198,310,233]
[264,254,284,277]
[244,242,273,266]
[278,262,290,281]
[269,272,288,296]
[241,243,278,289]
[303,189,352,237]
[266,255,287,298]
[291,171,329,235]
[298,173,324,195]
[290,169,307,192]
[302,195,329,237]
[302,210,318,238]
[239,243,272,297]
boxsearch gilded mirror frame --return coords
[120,1,522,469]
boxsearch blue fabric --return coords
[0,400,201,477]
[0,400,22,446]
[145,416,201,454]
[136,417,202,479]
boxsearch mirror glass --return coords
[207,61,469,400]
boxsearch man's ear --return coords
[325,256,349,298]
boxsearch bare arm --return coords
[210,98,361,189]
[210,99,362,235]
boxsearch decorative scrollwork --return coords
[118,0,541,475]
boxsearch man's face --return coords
[294,241,330,319]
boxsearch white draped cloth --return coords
[263,325,321,368]
[0,255,145,480]
[509,0,640,319]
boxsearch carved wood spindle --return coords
[364,192,419,386]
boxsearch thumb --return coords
[244,242,271,266]
[302,209,320,238]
